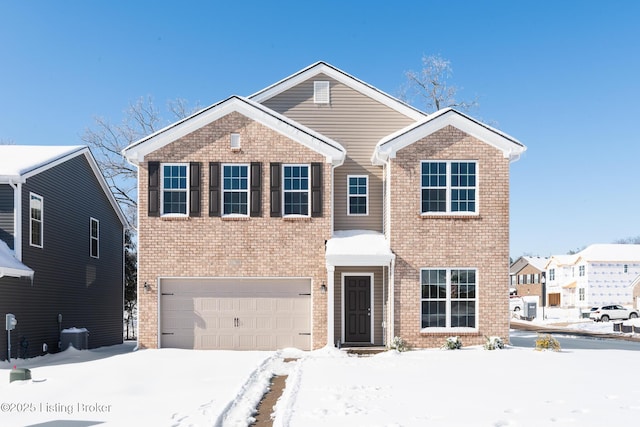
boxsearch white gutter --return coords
[8,180,22,261]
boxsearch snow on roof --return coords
[325,230,394,266]
[523,256,549,271]
[0,240,33,279]
[577,244,640,262]
[0,145,85,181]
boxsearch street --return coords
[510,329,640,351]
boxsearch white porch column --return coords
[326,264,335,347]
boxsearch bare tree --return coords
[0,138,16,145]
[81,96,199,230]
[615,236,640,244]
[400,54,478,113]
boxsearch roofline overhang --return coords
[122,95,346,166]
[373,108,526,165]
[325,253,396,267]
[249,61,427,122]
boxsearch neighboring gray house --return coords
[0,145,126,360]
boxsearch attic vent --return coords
[230,133,241,151]
[314,81,330,104]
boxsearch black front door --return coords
[345,276,371,343]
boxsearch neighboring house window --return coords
[579,265,585,276]
[347,175,368,215]
[421,161,477,214]
[283,164,309,216]
[421,268,477,329]
[30,193,43,248]
[549,269,555,281]
[90,218,99,258]
[314,81,330,104]
[222,164,249,216]
[161,164,188,215]
[624,264,628,273]
[533,273,539,283]
[579,288,585,301]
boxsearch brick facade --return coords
[136,112,332,349]
[389,125,511,347]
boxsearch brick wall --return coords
[137,112,332,349]
[389,125,511,348]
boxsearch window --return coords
[30,193,43,247]
[161,164,188,215]
[283,165,309,216]
[579,288,585,301]
[624,264,628,273]
[348,175,368,215]
[90,218,99,258]
[314,81,330,104]
[222,164,249,216]
[421,268,477,329]
[421,161,477,214]
[549,269,555,281]
[579,265,585,276]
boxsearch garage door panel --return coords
[161,278,311,350]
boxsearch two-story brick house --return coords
[123,62,525,350]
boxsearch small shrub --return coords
[390,336,409,352]
[535,334,561,351]
[484,336,504,350]
[442,336,462,350]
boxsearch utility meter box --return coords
[523,302,537,320]
[5,314,17,331]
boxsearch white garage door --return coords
[160,278,311,350]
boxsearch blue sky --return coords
[1,0,638,257]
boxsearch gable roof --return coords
[0,145,127,227]
[249,61,427,122]
[373,108,526,164]
[576,244,640,263]
[122,95,346,166]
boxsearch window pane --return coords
[451,301,475,328]
[422,301,446,328]
[422,189,446,212]
[163,191,187,214]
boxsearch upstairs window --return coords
[30,193,43,248]
[283,165,309,216]
[222,164,249,216]
[314,81,330,104]
[421,161,477,214]
[90,218,99,258]
[348,175,368,215]
[549,269,555,281]
[161,164,188,215]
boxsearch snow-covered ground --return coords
[2,313,640,427]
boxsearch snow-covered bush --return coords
[390,336,409,352]
[535,334,561,351]
[442,336,462,350]
[483,336,504,350]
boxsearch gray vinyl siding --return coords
[261,74,415,232]
[0,155,123,360]
[0,184,14,249]
[333,266,384,345]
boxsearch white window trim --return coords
[282,164,310,217]
[347,175,369,216]
[29,192,43,248]
[420,267,479,333]
[341,272,375,345]
[160,163,189,217]
[420,160,478,216]
[221,163,250,217]
[314,81,330,104]
[90,217,99,259]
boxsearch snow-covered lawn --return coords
[2,324,640,426]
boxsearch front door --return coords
[344,276,371,343]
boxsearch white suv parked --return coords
[589,305,639,322]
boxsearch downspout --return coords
[325,154,344,348]
[8,180,22,261]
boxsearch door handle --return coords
[367,308,371,317]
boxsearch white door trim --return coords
[341,272,374,344]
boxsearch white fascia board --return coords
[375,109,526,163]
[123,96,345,166]
[326,253,395,267]
[19,146,87,180]
[0,175,24,184]
[250,62,427,121]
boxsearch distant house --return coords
[544,244,640,309]
[123,61,525,351]
[510,256,548,303]
[0,145,126,360]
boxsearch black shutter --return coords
[189,162,201,217]
[250,162,262,217]
[148,162,160,217]
[311,162,322,217]
[209,162,220,217]
[270,162,281,217]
